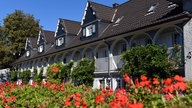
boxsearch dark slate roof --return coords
[29,37,37,48]
[43,30,55,44]
[55,0,190,49]
[60,18,81,35]
[90,1,116,22]
[13,0,192,64]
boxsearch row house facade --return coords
[13,0,192,90]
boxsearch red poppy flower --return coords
[174,75,184,82]
[95,95,104,104]
[52,66,59,73]
[4,105,10,108]
[141,76,147,81]
[153,78,160,85]
[124,73,130,83]
[164,78,172,85]
[129,102,143,108]
[65,98,70,107]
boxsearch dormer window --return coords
[83,24,96,37]
[38,45,44,53]
[56,37,64,46]
[145,3,159,16]
[26,50,30,57]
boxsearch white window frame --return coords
[26,50,30,57]
[57,37,64,46]
[38,45,43,53]
[85,24,95,37]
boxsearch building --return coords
[13,0,192,90]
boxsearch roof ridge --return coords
[89,1,113,8]
[59,18,81,23]
[43,30,55,33]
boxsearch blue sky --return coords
[0,0,127,31]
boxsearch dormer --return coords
[37,29,45,53]
[36,29,54,53]
[54,18,80,47]
[25,37,37,57]
[81,1,115,39]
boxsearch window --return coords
[84,24,96,37]
[145,3,158,16]
[57,37,64,46]
[26,50,30,57]
[38,45,43,53]
[172,33,181,45]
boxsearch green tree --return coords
[0,10,40,68]
[121,44,174,79]
[72,58,95,86]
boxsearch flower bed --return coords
[0,75,192,108]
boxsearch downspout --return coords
[103,39,113,89]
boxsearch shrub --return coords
[10,71,18,82]
[46,62,64,84]
[61,61,73,83]
[33,68,43,84]
[19,70,31,84]
[121,44,174,78]
[72,58,95,86]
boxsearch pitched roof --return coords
[43,30,55,44]
[29,37,38,48]
[60,18,81,35]
[101,0,184,37]
[13,0,192,64]
[89,1,116,22]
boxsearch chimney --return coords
[113,3,119,8]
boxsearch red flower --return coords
[163,85,174,93]
[174,82,187,91]
[166,93,174,100]
[74,101,81,107]
[4,105,10,108]
[141,76,147,81]
[174,75,184,82]
[52,66,59,73]
[153,78,160,85]
[164,78,172,85]
[95,95,104,104]
[124,73,130,83]
[65,98,70,107]
[82,98,87,108]
[75,93,81,97]
[129,102,144,108]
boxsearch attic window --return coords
[26,50,30,57]
[113,16,124,26]
[168,2,177,8]
[145,3,159,16]
[38,45,44,53]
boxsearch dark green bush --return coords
[19,70,31,84]
[121,44,174,78]
[10,71,18,82]
[33,68,43,84]
[72,58,95,86]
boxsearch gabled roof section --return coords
[44,30,55,44]
[55,18,81,37]
[101,0,185,37]
[60,18,81,36]
[30,37,38,48]
[37,29,55,45]
[25,37,37,50]
[81,1,116,25]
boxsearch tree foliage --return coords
[72,58,95,86]
[0,10,40,68]
[121,44,174,78]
